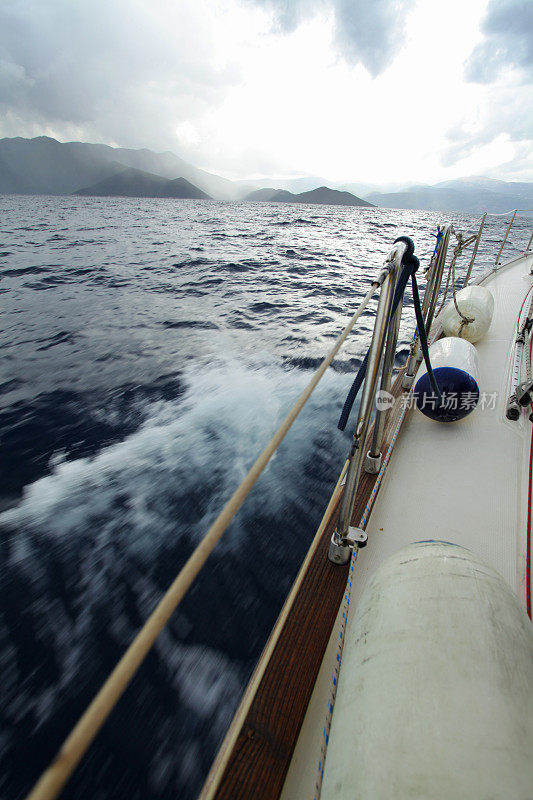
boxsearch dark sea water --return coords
[0,195,530,799]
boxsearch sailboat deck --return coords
[281,249,533,800]
[355,251,533,607]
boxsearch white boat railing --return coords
[463,213,487,287]
[494,209,518,267]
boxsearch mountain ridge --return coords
[1,137,532,212]
[365,180,533,213]
[245,185,374,207]
[74,166,211,199]
[0,136,236,199]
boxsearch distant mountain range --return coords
[365,177,533,214]
[236,176,410,196]
[245,186,373,207]
[0,137,367,206]
[0,137,372,207]
[0,136,235,199]
[1,136,532,213]
[74,165,210,199]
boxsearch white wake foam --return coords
[2,359,351,560]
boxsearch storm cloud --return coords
[0,0,531,182]
[0,0,239,149]
[465,0,533,83]
[0,0,417,167]
[248,0,414,77]
[443,0,533,170]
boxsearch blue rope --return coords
[431,225,443,256]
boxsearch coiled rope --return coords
[26,281,381,800]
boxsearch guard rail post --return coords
[365,285,404,474]
[328,240,405,565]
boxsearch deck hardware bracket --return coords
[506,394,520,421]
[345,526,368,546]
[402,351,423,390]
[516,380,533,408]
[365,450,382,474]
[328,534,352,565]
[328,527,368,565]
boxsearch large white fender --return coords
[322,541,533,800]
[441,284,494,342]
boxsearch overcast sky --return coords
[0,0,531,185]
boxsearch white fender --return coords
[322,541,533,800]
[441,285,494,342]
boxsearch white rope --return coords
[434,230,475,333]
[450,234,474,335]
[25,282,380,800]
[522,290,533,385]
[486,209,523,216]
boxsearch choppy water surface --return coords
[0,195,530,799]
